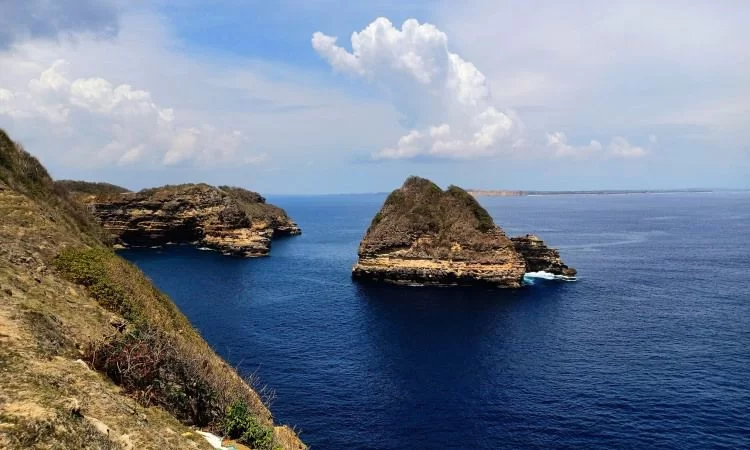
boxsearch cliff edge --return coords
[511,234,577,277]
[352,176,576,287]
[0,129,305,449]
[64,182,301,257]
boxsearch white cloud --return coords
[436,1,750,136]
[313,18,522,160]
[0,58,263,167]
[546,132,603,158]
[162,127,258,167]
[0,0,119,50]
[608,136,647,159]
[313,18,489,107]
[0,10,403,181]
[547,132,647,159]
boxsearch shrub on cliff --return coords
[53,247,278,440]
[225,400,277,449]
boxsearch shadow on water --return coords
[350,281,574,446]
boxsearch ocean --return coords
[121,192,750,449]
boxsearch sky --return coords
[0,0,748,194]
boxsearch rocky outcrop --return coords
[352,177,528,287]
[510,234,577,277]
[72,183,300,257]
[352,176,576,287]
[0,129,305,449]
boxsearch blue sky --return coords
[0,0,747,194]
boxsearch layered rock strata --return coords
[511,234,577,277]
[352,176,576,287]
[71,183,300,257]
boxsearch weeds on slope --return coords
[53,247,281,449]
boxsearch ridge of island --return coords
[352,176,576,287]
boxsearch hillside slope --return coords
[0,130,305,449]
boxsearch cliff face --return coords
[72,183,301,257]
[353,177,528,287]
[0,130,304,449]
[353,176,577,287]
[511,234,577,277]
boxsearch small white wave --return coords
[524,271,577,283]
[197,247,215,251]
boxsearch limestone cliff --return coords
[353,176,576,287]
[511,234,577,277]
[68,183,301,257]
[352,177,528,287]
[0,130,305,449]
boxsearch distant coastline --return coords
[467,188,723,197]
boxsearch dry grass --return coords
[53,247,283,447]
[2,410,122,449]
[360,176,514,260]
[0,129,111,246]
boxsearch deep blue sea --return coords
[121,193,750,449]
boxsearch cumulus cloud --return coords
[313,18,522,160]
[546,132,603,158]
[608,136,647,159]
[0,0,119,49]
[547,132,648,159]
[0,60,264,167]
[162,127,253,167]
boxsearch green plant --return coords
[447,185,495,232]
[224,400,274,449]
[53,248,135,321]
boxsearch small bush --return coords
[88,327,218,427]
[224,400,275,449]
[53,248,136,321]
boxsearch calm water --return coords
[121,193,750,449]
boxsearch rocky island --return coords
[352,176,576,287]
[511,234,577,277]
[60,182,301,257]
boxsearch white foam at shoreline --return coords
[524,271,577,283]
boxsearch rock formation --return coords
[68,183,300,257]
[352,176,576,287]
[511,234,577,277]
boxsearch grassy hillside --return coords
[54,180,130,197]
[0,130,305,449]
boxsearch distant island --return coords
[352,176,576,288]
[468,188,715,197]
[59,181,301,257]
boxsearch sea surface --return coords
[120,192,750,449]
